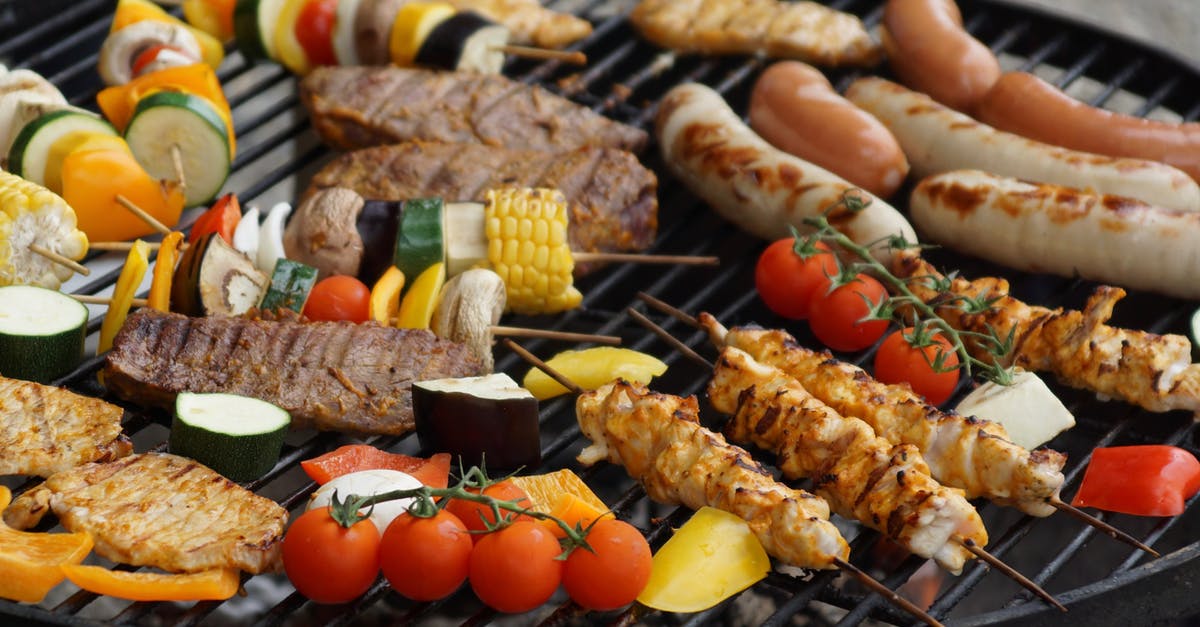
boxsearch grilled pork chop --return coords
[0,376,131,477]
[300,66,648,153]
[102,309,486,435]
[3,453,287,573]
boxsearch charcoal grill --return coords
[3,0,1200,625]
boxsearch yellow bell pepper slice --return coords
[61,565,240,602]
[511,469,614,538]
[0,486,94,603]
[61,141,185,243]
[369,266,405,325]
[98,239,151,353]
[111,0,226,70]
[147,231,184,312]
[396,262,444,329]
[273,0,313,75]
[182,0,237,42]
[522,347,667,400]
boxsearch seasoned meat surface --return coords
[300,66,647,153]
[0,376,131,477]
[3,453,287,574]
[102,310,486,435]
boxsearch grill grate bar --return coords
[1016,31,1068,71]
[0,0,109,59]
[1053,41,1107,89]
[1087,56,1147,107]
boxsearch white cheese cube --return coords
[954,369,1075,450]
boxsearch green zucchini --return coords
[260,258,318,313]
[7,109,116,189]
[169,392,291,482]
[392,197,445,283]
[0,285,87,383]
[234,0,287,62]
[124,91,230,207]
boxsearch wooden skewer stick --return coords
[574,252,719,266]
[88,241,163,252]
[625,307,709,368]
[501,338,583,395]
[29,244,90,276]
[635,291,700,327]
[957,537,1066,611]
[115,194,171,236]
[493,45,586,65]
[490,325,620,345]
[170,144,187,193]
[1049,497,1159,557]
[73,294,148,307]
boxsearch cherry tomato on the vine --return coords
[874,327,961,405]
[469,521,564,613]
[445,480,533,541]
[282,507,380,604]
[303,275,371,322]
[754,238,838,320]
[380,510,473,601]
[563,518,653,611]
[808,275,889,352]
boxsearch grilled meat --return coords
[449,0,591,48]
[300,66,647,153]
[709,347,987,574]
[0,376,131,477]
[701,316,1066,517]
[3,453,287,574]
[102,309,486,435]
[630,0,881,67]
[305,141,658,273]
[577,379,849,569]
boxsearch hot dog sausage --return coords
[910,170,1200,300]
[881,0,1000,112]
[656,82,917,263]
[976,71,1200,184]
[749,62,909,198]
[846,76,1200,212]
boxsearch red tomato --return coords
[808,275,889,352]
[1072,446,1200,517]
[562,518,652,611]
[380,510,473,601]
[294,0,338,67]
[303,275,371,322]
[873,328,961,405]
[282,507,380,604]
[754,238,838,320]
[445,480,533,541]
[469,521,563,613]
[188,193,241,244]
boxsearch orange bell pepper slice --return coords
[111,0,225,69]
[61,144,185,243]
[147,231,184,312]
[96,63,235,158]
[369,266,405,324]
[0,487,94,603]
[61,565,240,602]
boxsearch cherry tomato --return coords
[188,193,241,244]
[808,275,889,352]
[380,510,472,601]
[469,521,564,613]
[303,275,371,322]
[873,327,961,405]
[563,518,652,611]
[282,507,380,604]
[754,238,838,320]
[445,480,533,541]
[294,0,338,67]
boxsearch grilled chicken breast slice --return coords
[3,453,287,574]
[0,376,131,477]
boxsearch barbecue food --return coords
[300,66,647,153]
[449,0,592,49]
[102,309,486,435]
[576,379,849,569]
[708,347,987,574]
[700,315,1066,517]
[630,0,881,67]
[0,376,131,477]
[3,453,287,574]
[305,141,658,273]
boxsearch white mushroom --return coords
[431,268,506,372]
[98,21,202,86]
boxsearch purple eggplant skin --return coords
[412,376,541,471]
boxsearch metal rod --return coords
[501,338,583,395]
[1050,497,1160,557]
[957,537,1067,612]
[833,557,945,627]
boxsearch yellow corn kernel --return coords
[483,187,580,315]
[0,171,88,289]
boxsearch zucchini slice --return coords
[124,91,230,207]
[392,197,445,281]
[7,110,116,191]
[0,285,87,383]
[234,0,288,61]
[260,258,318,313]
[170,392,291,482]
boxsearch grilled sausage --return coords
[976,71,1200,184]
[881,0,1000,112]
[846,76,1200,212]
[656,82,917,263]
[910,169,1200,300]
[749,62,909,198]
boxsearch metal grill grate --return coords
[3,0,1200,625]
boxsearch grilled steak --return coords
[306,141,658,272]
[0,376,131,477]
[102,309,486,435]
[4,453,287,574]
[300,66,648,153]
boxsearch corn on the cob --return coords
[0,171,88,290]
[484,187,582,314]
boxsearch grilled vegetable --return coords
[430,268,505,370]
[368,265,405,324]
[393,197,445,280]
[0,486,93,603]
[510,469,612,538]
[170,392,291,482]
[99,240,151,354]
[260,258,318,313]
[131,45,200,78]
[954,369,1076,450]
[125,91,231,206]
[183,0,238,42]
[414,11,508,74]
[485,187,581,315]
[332,0,365,65]
[443,201,487,276]
[294,0,338,68]
[8,109,118,193]
[231,204,260,257]
[60,565,240,602]
[389,2,457,68]
[0,285,87,383]
[303,275,370,322]
[412,373,541,470]
[0,170,88,290]
[1072,446,1200,517]
[307,469,422,534]
[522,347,667,400]
[273,0,313,74]
[61,136,185,242]
[234,0,289,61]
[147,231,184,312]
[99,20,203,86]
[256,202,291,275]
[300,446,451,487]
[396,262,445,329]
[0,74,69,158]
[283,188,368,280]
[189,193,241,244]
[171,233,270,317]
[110,0,226,69]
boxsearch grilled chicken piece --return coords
[0,376,131,477]
[709,347,987,574]
[449,0,591,48]
[300,66,647,153]
[630,0,882,67]
[103,309,486,436]
[701,316,1066,517]
[577,379,849,569]
[3,453,287,574]
[305,142,658,275]
[892,251,1198,413]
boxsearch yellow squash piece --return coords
[636,506,771,613]
[273,0,313,74]
[0,486,94,603]
[484,187,582,315]
[389,2,457,68]
[147,231,184,311]
[397,262,445,329]
[61,139,185,243]
[111,0,226,69]
[61,565,240,602]
[0,171,89,290]
[369,266,406,325]
[522,347,667,400]
[98,239,150,353]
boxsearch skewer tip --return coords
[1049,497,1159,558]
[957,538,1067,612]
[833,557,945,627]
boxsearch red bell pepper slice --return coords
[1071,445,1200,516]
[294,0,338,68]
[188,193,241,244]
[301,445,451,488]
